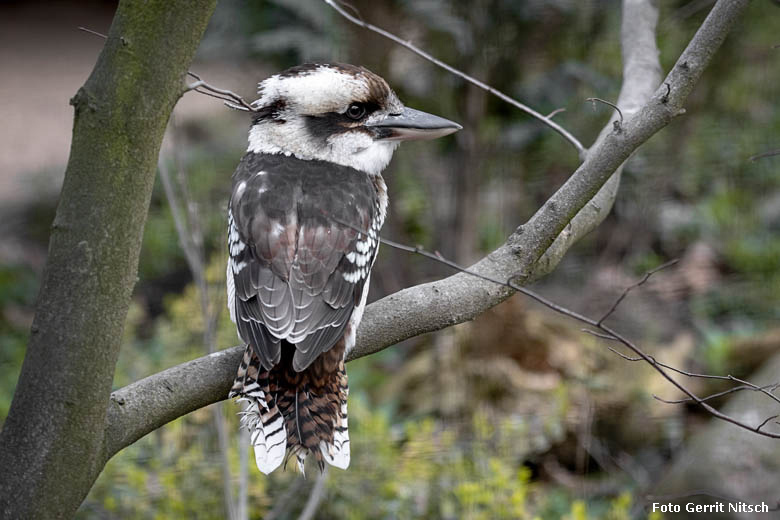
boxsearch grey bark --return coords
[0,1,216,518]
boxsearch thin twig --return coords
[597,258,679,325]
[586,321,779,437]
[323,0,587,157]
[547,107,567,119]
[77,26,108,39]
[606,346,640,361]
[583,329,620,341]
[608,348,780,407]
[78,26,256,113]
[756,414,780,432]
[653,383,780,405]
[185,72,257,112]
[586,97,624,126]
[749,149,780,161]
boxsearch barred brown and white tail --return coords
[230,343,350,475]
[230,346,286,474]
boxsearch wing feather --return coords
[228,153,379,371]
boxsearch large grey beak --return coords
[367,107,462,141]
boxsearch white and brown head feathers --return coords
[247,63,460,175]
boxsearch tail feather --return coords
[231,342,350,474]
[231,346,286,474]
[319,364,350,469]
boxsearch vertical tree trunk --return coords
[0,1,216,517]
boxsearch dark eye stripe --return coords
[304,101,383,142]
[350,101,381,118]
[252,99,287,125]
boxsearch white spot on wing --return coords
[345,274,370,355]
[232,260,247,274]
[226,260,236,323]
[271,221,285,238]
[342,270,360,283]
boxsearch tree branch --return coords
[530,0,662,280]
[102,0,752,462]
[518,0,748,275]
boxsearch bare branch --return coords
[185,72,257,112]
[749,149,780,161]
[546,108,567,119]
[78,26,257,113]
[77,26,108,39]
[368,237,780,438]
[521,0,749,279]
[323,0,587,156]
[653,384,780,405]
[595,324,780,438]
[105,224,780,469]
[529,0,662,280]
[586,97,625,126]
[611,349,780,408]
[597,259,679,325]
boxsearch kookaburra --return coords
[227,63,461,474]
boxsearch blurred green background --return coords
[0,0,778,518]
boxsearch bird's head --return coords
[247,63,461,175]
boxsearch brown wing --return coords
[228,153,378,371]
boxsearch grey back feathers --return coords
[229,152,379,372]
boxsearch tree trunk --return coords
[0,1,216,517]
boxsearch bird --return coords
[226,62,461,475]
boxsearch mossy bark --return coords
[0,1,216,517]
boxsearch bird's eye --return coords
[346,103,367,120]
